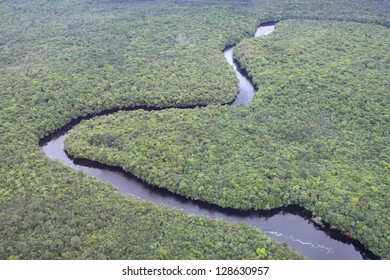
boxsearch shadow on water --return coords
[39,22,379,260]
[40,118,379,260]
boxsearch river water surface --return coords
[40,23,378,260]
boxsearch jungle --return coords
[0,0,389,259]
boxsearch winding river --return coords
[40,23,378,260]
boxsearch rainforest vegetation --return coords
[0,0,389,259]
[66,20,390,258]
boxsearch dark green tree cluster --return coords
[66,20,389,258]
[1,166,303,259]
[0,0,389,259]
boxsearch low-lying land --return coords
[1,0,388,259]
[66,20,389,258]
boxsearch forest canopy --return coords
[66,20,390,259]
[0,0,389,259]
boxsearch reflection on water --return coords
[224,24,275,105]
[40,23,378,260]
[41,128,377,260]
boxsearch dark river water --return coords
[40,23,378,260]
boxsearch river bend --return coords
[40,23,378,260]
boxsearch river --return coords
[40,23,378,260]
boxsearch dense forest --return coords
[0,0,389,259]
[66,19,389,258]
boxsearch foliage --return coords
[66,20,390,258]
[0,0,389,259]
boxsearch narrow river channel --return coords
[40,23,378,260]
